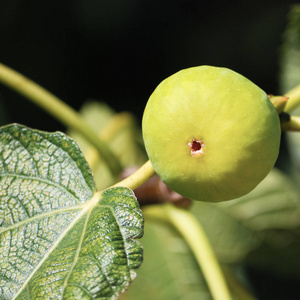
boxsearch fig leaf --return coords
[0,124,143,299]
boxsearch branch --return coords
[112,160,156,191]
[144,204,233,300]
[0,63,122,177]
[281,115,300,131]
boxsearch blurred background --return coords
[0,0,298,130]
[1,1,300,299]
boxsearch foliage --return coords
[0,124,143,299]
[0,4,300,300]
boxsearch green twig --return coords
[164,204,232,300]
[112,160,155,191]
[281,115,300,131]
[144,204,233,300]
[112,158,232,300]
[0,63,122,177]
[222,266,257,300]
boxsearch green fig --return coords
[142,66,281,202]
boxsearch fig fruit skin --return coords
[142,66,281,202]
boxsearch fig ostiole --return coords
[142,66,281,202]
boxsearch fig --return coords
[142,66,281,202]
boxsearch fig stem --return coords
[0,62,122,178]
[284,84,300,113]
[269,95,289,114]
[111,160,156,190]
[144,204,233,300]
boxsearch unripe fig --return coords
[142,66,281,202]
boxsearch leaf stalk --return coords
[111,160,155,191]
[0,63,122,177]
[164,204,233,300]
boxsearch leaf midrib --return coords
[11,192,101,300]
[8,186,134,300]
[61,208,91,296]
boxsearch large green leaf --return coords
[191,168,300,275]
[0,124,143,299]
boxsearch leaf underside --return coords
[0,124,143,300]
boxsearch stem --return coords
[222,267,256,300]
[164,204,232,300]
[111,160,155,190]
[270,96,289,114]
[284,84,300,113]
[0,63,122,177]
[113,160,232,300]
[281,115,300,131]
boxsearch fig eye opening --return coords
[188,138,205,157]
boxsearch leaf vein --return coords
[86,253,114,294]
[11,204,91,300]
[0,173,82,207]
[61,211,89,296]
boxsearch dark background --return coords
[0,0,298,131]
[0,0,300,299]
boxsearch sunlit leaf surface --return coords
[0,124,143,299]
